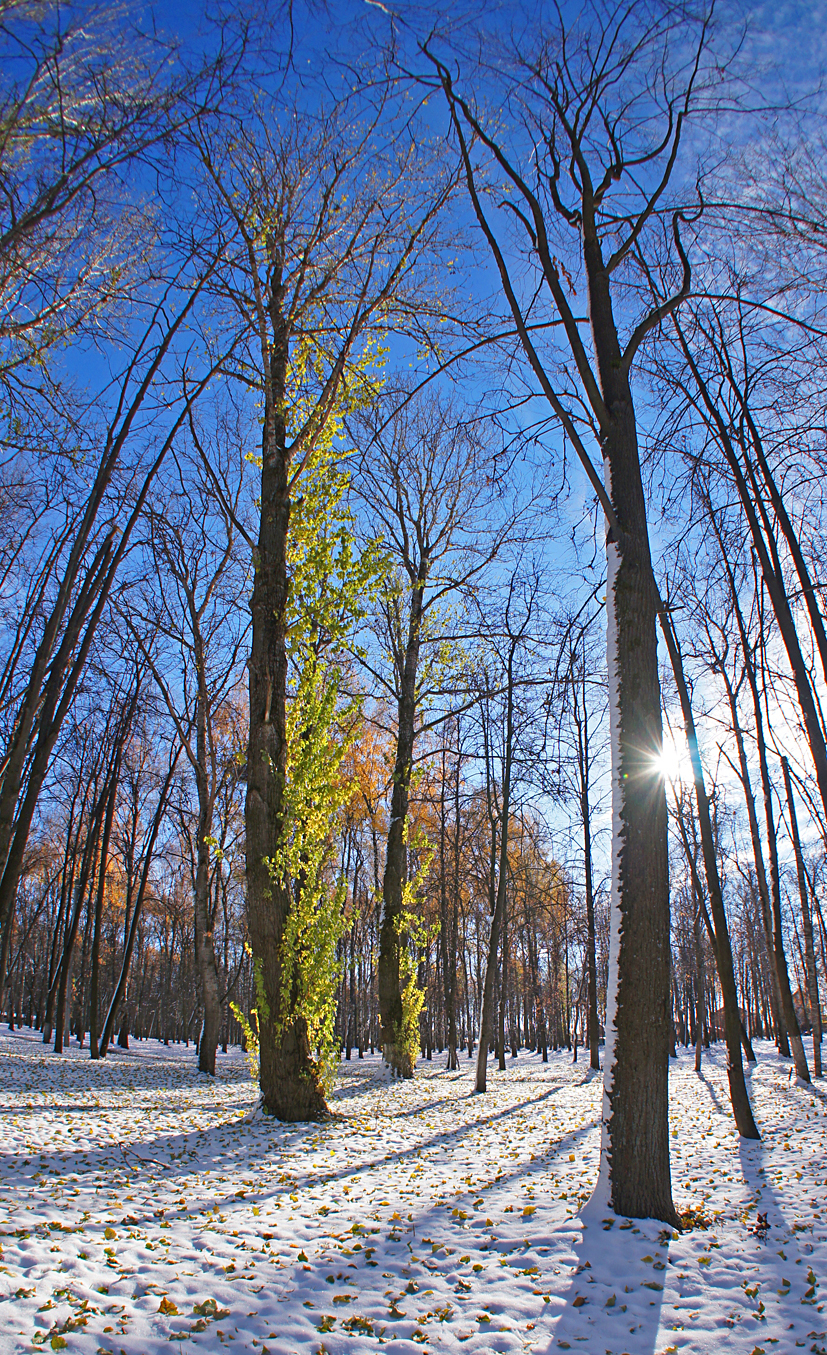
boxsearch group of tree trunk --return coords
[2,0,827,1232]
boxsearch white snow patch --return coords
[0,1028,825,1354]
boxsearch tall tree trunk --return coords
[751,624,810,1080]
[476,654,515,1094]
[89,718,128,1060]
[245,296,327,1121]
[713,635,787,1050]
[782,758,822,1078]
[719,548,797,1059]
[0,905,14,1025]
[189,614,221,1076]
[437,40,696,1224]
[596,405,676,1219]
[54,867,93,1055]
[378,571,426,1078]
[99,751,179,1058]
[575,667,600,1072]
[439,741,460,1072]
[54,765,113,1054]
[694,901,705,1074]
[680,328,827,827]
[660,608,761,1135]
[497,897,508,1071]
[194,790,221,1076]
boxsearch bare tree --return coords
[353,392,518,1077]
[0,272,230,955]
[0,0,236,394]
[782,757,822,1078]
[414,0,721,1223]
[552,607,607,1073]
[670,302,827,838]
[123,442,249,1074]
[470,564,544,1093]
[0,0,242,952]
[659,601,762,1131]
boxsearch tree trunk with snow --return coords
[598,411,676,1220]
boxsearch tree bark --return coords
[660,607,760,1136]
[476,650,515,1094]
[434,33,698,1223]
[378,570,427,1077]
[714,639,787,1049]
[782,758,822,1078]
[245,286,327,1121]
[99,751,179,1058]
[193,633,221,1077]
[574,660,600,1072]
[694,901,704,1074]
[598,388,676,1219]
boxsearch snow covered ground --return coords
[0,1029,825,1355]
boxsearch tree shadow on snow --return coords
[696,1069,727,1115]
[538,1218,669,1355]
[735,1130,826,1341]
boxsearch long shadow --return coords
[46,1117,597,1353]
[328,1077,391,1102]
[0,1078,576,1190]
[0,1068,250,1101]
[540,1223,668,1355]
[1,1046,612,1353]
[537,1053,744,1353]
[344,1089,477,1118]
[0,1092,252,1118]
[328,1058,578,1105]
[762,1072,827,1109]
[735,1132,822,1341]
[696,1069,727,1116]
[1,1080,600,1253]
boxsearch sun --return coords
[653,735,686,783]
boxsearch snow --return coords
[1,1030,826,1355]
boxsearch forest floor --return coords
[0,1030,825,1355]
